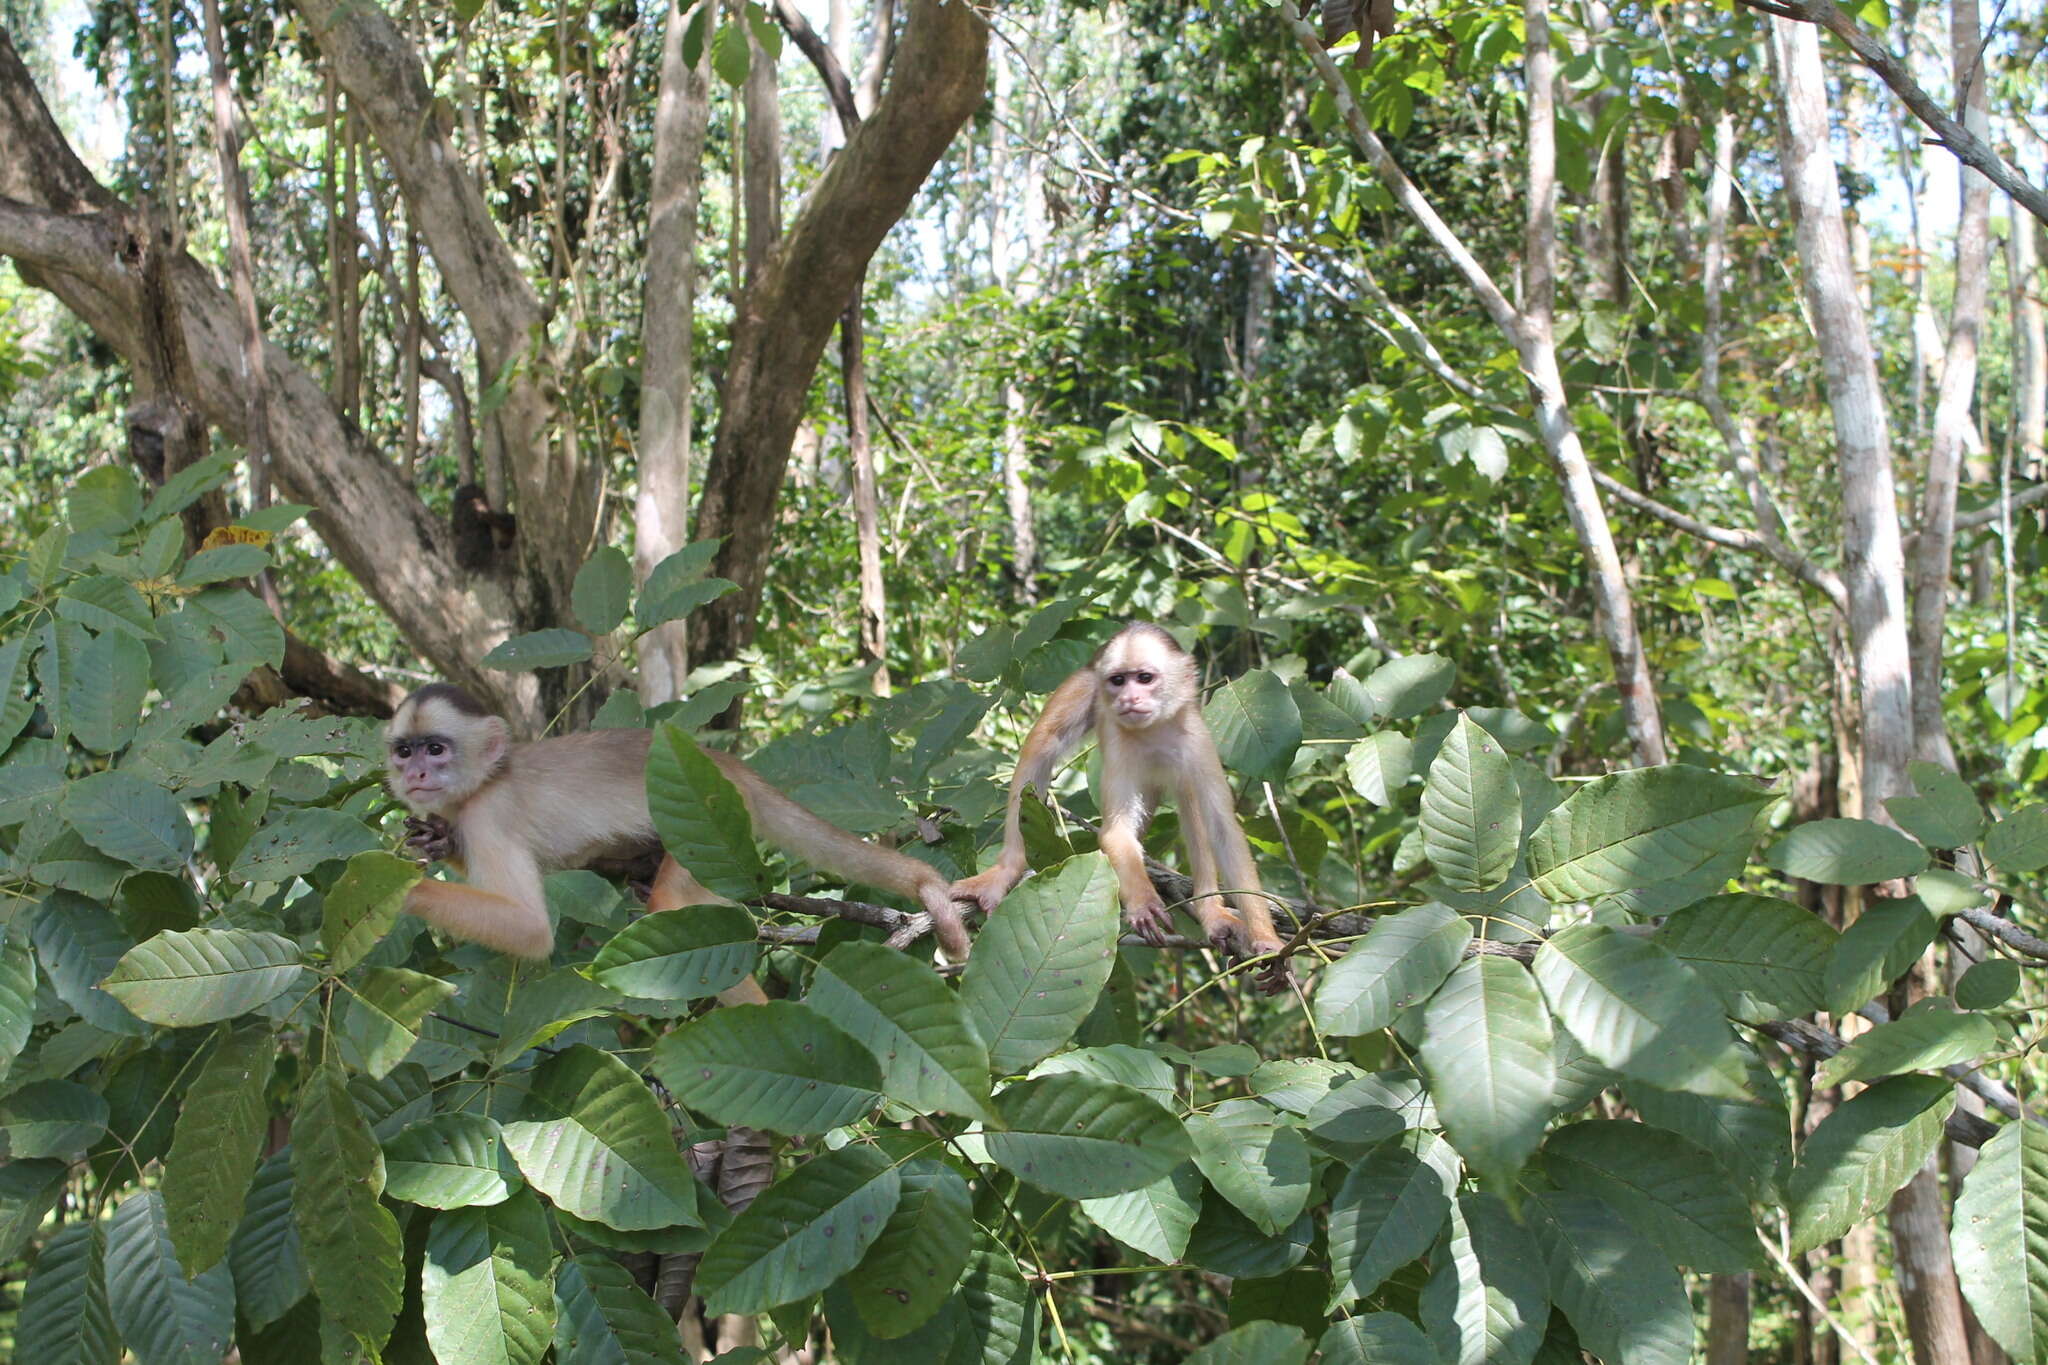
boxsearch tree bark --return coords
[1704,1272,1751,1365]
[689,0,987,668]
[2013,202,2046,477]
[200,0,274,514]
[990,44,1039,600]
[635,0,714,705]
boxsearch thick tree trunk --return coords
[690,0,987,667]
[200,0,273,512]
[1704,1272,1751,1365]
[2014,202,2046,476]
[635,0,714,705]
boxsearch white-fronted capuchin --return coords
[385,684,972,977]
[949,623,1289,988]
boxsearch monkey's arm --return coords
[404,826,555,959]
[950,668,1099,914]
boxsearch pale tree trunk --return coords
[1772,17,1972,1365]
[990,43,1040,599]
[635,0,713,705]
[199,0,272,514]
[1282,0,1668,766]
[690,0,987,668]
[2014,205,2046,477]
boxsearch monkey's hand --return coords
[949,859,1027,915]
[1124,897,1174,948]
[1243,933,1296,996]
[404,814,457,864]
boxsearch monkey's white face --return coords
[1096,639,1185,731]
[386,697,505,814]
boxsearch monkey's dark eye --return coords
[392,742,411,759]
[1107,673,1126,687]
[1135,672,1155,684]
[426,742,447,757]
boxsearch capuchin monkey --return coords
[385,684,973,981]
[949,623,1291,991]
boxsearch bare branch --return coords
[1590,466,1848,606]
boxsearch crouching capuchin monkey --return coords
[385,684,973,987]
[948,623,1291,992]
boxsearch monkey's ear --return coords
[477,715,511,772]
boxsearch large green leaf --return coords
[1205,669,1303,781]
[645,725,767,900]
[571,546,634,634]
[174,543,270,587]
[1652,894,1835,1021]
[62,770,194,871]
[651,1000,882,1133]
[102,928,303,1027]
[0,1159,69,1262]
[1951,1118,2048,1363]
[321,852,421,974]
[1983,804,2048,875]
[587,904,759,1001]
[1420,956,1556,1184]
[1419,1192,1548,1365]
[1361,653,1455,718]
[0,927,33,1083]
[1823,895,1939,1013]
[1884,761,1985,849]
[1185,1321,1312,1365]
[1530,1192,1693,1365]
[1526,766,1770,903]
[987,1072,1192,1199]
[422,1192,558,1365]
[1788,1075,1956,1252]
[186,586,285,668]
[231,809,381,883]
[552,1251,689,1365]
[1318,1313,1436,1365]
[1419,714,1520,893]
[1627,1068,1792,1204]
[1543,1119,1759,1272]
[293,1065,403,1355]
[961,853,1121,1074]
[1813,1010,1998,1089]
[106,1190,235,1365]
[501,1045,703,1230]
[228,1152,308,1330]
[1764,818,1929,884]
[697,1144,902,1315]
[1314,901,1470,1037]
[806,941,993,1120]
[14,1222,118,1365]
[68,631,151,754]
[1532,924,1747,1099]
[384,1112,523,1209]
[1186,1099,1312,1236]
[1080,1163,1204,1263]
[1187,1187,1315,1279]
[944,1234,1036,1365]
[340,967,457,1078]
[1345,730,1415,806]
[1034,1042,1177,1106]
[634,577,738,632]
[28,893,146,1035]
[0,1078,107,1157]
[481,628,594,670]
[1328,1129,1458,1305]
[848,1155,974,1338]
[162,1026,274,1276]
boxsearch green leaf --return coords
[481,627,594,670]
[1420,956,1556,1184]
[501,1045,703,1230]
[1823,895,1938,1013]
[1419,1192,1548,1365]
[1187,1187,1315,1279]
[1186,1099,1312,1236]
[68,630,151,754]
[0,1159,69,1262]
[177,543,271,587]
[1957,959,2020,1010]
[58,575,157,639]
[0,635,37,751]
[651,1000,882,1133]
[0,928,33,1083]
[588,903,759,1001]
[1205,670,1303,781]
[384,1112,523,1209]
[29,893,146,1036]
[710,18,751,83]
[1080,1163,1204,1263]
[1787,1076,1957,1252]
[1329,1130,1458,1305]
[15,1223,118,1365]
[634,577,739,632]
[1951,1117,2048,1362]
[1530,1192,1694,1365]
[1361,653,1455,718]
[1532,924,1748,1099]
[1627,1069,1792,1204]
[231,808,382,883]
[552,1251,689,1365]
[187,585,285,668]
[163,1027,274,1275]
[961,853,1121,1073]
[571,546,634,634]
[62,770,194,871]
[422,1192,558,1365]
[698,1144,902,1315]
[1984,804,2048,875]
[102,928,303,1026]
[1345,730,1414,806]
[341,966,457,1078]
[1527,765,1770,903]
[1884,762,1985,849]
[322,852,421,974]
[0,1078,108,1157]
[806,941,994,1120]
[1420,714,1520,892]
[848,1156,974,1338]
[1813,1010,1998,1089]
[1765,818,1929,884]
[1185,1321,1312,1365]
[1251,1056,1366,1114]
[142,449,237,521]
[1653,894,1836,1021]
[107,1190,236,1365]
[1318,1313,1436,1365]
[1034,1042,1177,1107]
[294,1065,403,1355]
[645,725,767,900]
[987,1072,1192,1199]
[230,1152,309,1330]
[1544,1119,1760,1272]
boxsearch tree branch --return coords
[770,0,859,135]
[1590,465,1848,606]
